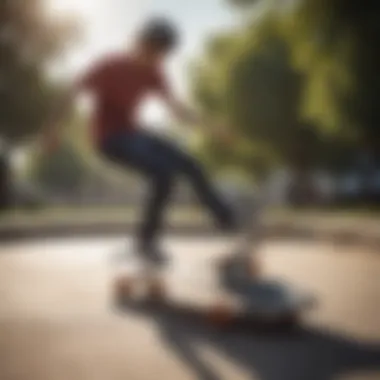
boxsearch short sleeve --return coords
[77,58,111,91]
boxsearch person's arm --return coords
[160,88,235,143]
[161,91,200,125]
[154,70,236,144]
[152,69,200,125]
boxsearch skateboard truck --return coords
[214,174,316,323]
[113,173,316,326]
[219,175,274,293]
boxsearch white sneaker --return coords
[227,191,258,233]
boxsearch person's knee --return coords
[182,157,205,180]
[152,169,174,191]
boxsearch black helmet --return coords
[138,17,180,51]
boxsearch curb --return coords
[1,221,380,250]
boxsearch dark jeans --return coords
[100,131,235,250]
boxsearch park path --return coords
[0,237,379,380]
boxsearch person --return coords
[43,17,238,266]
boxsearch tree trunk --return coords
[0,141,12,211]
[288,168,316,206]
[287,139,317,207]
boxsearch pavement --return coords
[0,236,379,380]
[1,210,380,250]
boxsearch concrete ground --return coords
[0,237,379,380]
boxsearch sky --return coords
[47,0,239,124]
[47,0,239,95]
[16,1,241,171]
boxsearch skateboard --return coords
[112,259,166,301]
[112,240,315,328]
[214,176,317,325]
[112,175,317,328]
[113,269,316,328]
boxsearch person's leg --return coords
[137,172,173,257]
[180,153,237,230]
[101,132,176,263]
[145,136,237,231]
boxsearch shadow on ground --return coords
[118,301,380,380]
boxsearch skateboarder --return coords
[43,17,239,266]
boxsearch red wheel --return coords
[248,259,262,279]
[114,275,134,301]
[146,278,166,301]
[206,303,235,327]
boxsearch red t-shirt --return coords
[79,54,168,144]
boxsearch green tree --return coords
[285,1,380,148]
[29,139,87,195]
[286,0,380,202]
[192,13,323,180]
[227,0,380,151]
[0,0,78,209]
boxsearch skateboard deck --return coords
[112,266,316,327]
[112,176,316,327]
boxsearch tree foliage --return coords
[285,0,380,150]
[0,0,78,144]
[29,139,88,193]
[192,11,322,177]
[193,0,380,179]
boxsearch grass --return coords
[0,206,204,228]
[1,205,380,230]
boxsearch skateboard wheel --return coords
[248,259,261,278]
[206,303,234,327]
[114,275,134,300]
[146,279,166,301]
